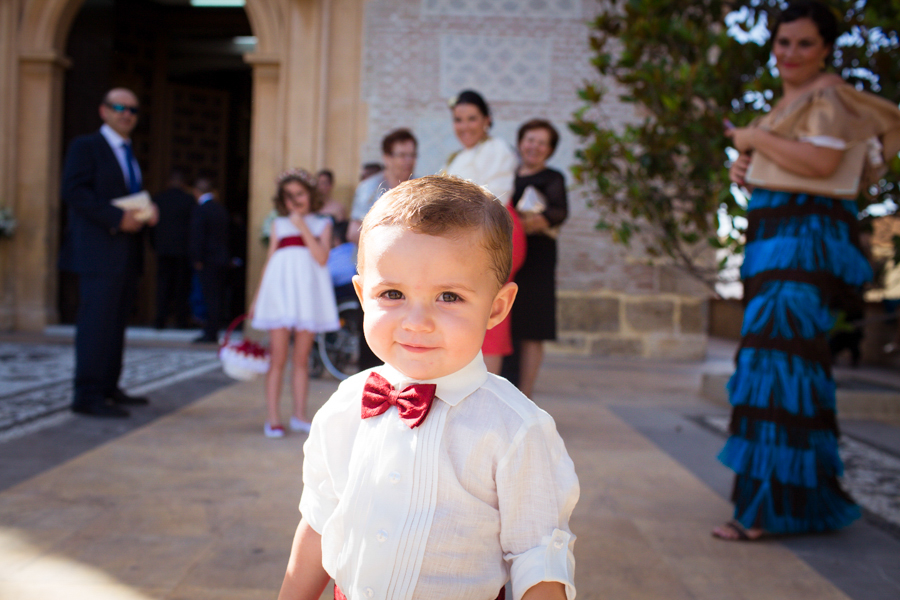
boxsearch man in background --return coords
[190,176,230,343]
[61,87,158,418]
[151,170,195,329]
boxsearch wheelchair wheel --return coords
[317,299,362,380]
[308,340,324,379]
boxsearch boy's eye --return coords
[439,292,460,302]
[382,290,403,300]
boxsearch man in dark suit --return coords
[190,176,230,343]
[151,170,195,329]
[61,87,158,418]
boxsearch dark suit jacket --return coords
[190,199,230,268]
[60,131,142,275]
[151,187,195,257]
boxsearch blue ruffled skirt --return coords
[718,189,871,533]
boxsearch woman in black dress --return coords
[510,119,568,398]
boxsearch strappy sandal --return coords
[711,520,763,541]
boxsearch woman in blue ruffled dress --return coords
[713,0,900,541]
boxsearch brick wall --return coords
[361,0,711,358]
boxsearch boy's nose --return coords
[401,305,433,332]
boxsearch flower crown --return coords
[276,168,317,189]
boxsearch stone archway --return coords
[11,0,290,332]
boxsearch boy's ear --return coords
[486,282,517,330]
[352,274,365,308]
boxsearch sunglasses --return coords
[105,102,140,115]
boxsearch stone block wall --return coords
[554,291,708,360]
[361,0,711,358]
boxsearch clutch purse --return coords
[517,185,560,239]
[744,143,867,200]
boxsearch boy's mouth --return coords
[399,343,435,353]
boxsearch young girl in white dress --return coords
[250,169,339,438]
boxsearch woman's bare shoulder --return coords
[811,73,847,91]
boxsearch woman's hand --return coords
[729,152,753,187]
[724,126,758,154]
[520,211,550,235]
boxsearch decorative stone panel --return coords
[439,35,552,102]
[422,0,583,19]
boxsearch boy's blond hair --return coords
[358,175,513,289]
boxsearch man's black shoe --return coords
[193,334,218,344]
[72,402,130,418]
[111,389,149,406]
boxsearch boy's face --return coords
[353,225,516,381]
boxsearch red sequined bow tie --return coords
[361,372,437,429]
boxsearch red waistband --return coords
[277,235,305,249]
[335,584,504,599]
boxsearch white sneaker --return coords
[264,422,285,438]
[289,416,311,433]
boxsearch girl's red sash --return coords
[277,235,305,249]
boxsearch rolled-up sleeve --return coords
[497,415,579,600]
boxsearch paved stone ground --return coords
[0,341,221,441]
[1,336,899,599]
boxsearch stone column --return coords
[13,51,69,331]
[0,0,19,329]
[244,53,283,320]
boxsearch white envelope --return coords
[112,191,153,221]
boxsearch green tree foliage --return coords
[570,0,900,291]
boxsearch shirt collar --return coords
[374,353,488,407]
[100,124,129,148]
[198,192,215,204]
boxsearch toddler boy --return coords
[278,176,579,600]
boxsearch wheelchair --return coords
[309,282,361,381]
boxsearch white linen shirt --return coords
[300,355,579,600]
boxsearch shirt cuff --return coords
[509,528,576,600]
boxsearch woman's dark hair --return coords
[771,0,839,48]
[316,169,334,185]
[274,170,321,216]
[517,119,560,156]
[450,89,491,119]
[381,128,418,155]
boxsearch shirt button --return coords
[389,471,401,483]
[553,539,565,549]
[364,587,374,598]
[376,530,387,542]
